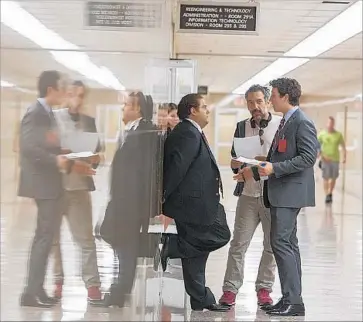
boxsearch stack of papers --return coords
[233,136,262,158]
[64,151,96,159]
[235,156,260,165]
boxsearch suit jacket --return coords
[101,119,160,247]
[163,120,222,226]
[18,101,63,200]
[263,108,318,209]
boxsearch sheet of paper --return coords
[61,132,99,153]
[64,151,96,159]
[233,136,262,159]
[235,156,260,165]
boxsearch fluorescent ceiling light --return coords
[1,1,125,91]
[1,80,15,87]
[233,0,362,94]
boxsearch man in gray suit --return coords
[235,78,318,316]
[18,71,95,308]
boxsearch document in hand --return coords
[234,156,260,165]
[61,132,99,153]
[64,151,97,159]
[233,136,262,158]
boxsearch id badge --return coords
[278,138,287,153]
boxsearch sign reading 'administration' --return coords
[85,1,162,29]
[179,2,259,34]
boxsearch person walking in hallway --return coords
[236,78,319,316]
[161,93,231,312]
[52,80,102,302]
[318,116,346,204]
[18,71,95,308]
[219,85,279,308]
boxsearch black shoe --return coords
[160,235,170,272]
[261,297,284,312]
[20,293,55,308]
[267,303,305,316]
[96,292,126,308]
[194,303,231,312]
[325,194,332,203]
[38,291,58,305]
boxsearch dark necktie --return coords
[272,118,285,150]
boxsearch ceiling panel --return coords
[1,0,361,98]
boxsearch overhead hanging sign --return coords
[84,1,163,30]
[178,1,259,35]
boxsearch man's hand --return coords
[61,148,72,154]
[233,167,253,182]
[231,158,244,169]
[56,155,69,171]
[88,154,101,164]
[258,162,274,176]
[72,160,96,176]
[342,155,346,164]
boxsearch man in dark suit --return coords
[18,71,95,308]
[236,78,318,316]
[161,93,231,312]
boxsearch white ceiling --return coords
[1,0,362,98]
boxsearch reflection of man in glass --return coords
[100,92,158,308]
[52,80,102,302]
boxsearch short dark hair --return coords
[129,91,154,121]
[37,70,61,98]
[72,80,87,95]
[328,116,335,122]
[72,80,86,88]
[177,93,204,119]
[245,84,270,101]
[269,78,301,106]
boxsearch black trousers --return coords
[110,219,143,298]
[270,206,303,305]
[168,205,231,310]
[25,197,63,295]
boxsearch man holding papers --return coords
[236,78,318,317]
[52,80,102,302]
[219,85,281,308]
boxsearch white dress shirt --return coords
[186,118,202,133]
[242,115,281,197]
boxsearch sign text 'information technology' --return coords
[179,2,258,34]
[86,1,162,29]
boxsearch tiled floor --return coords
[1,167,362,321]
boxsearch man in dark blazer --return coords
[18,71,95,308]
[161,93,231,312]
[236,78,318,317]
[99,92,159,307]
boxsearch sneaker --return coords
[257,288,273,306]
[87,286,102,301]
[219,291,236,306]
[325,194,332,203]
[54,283,63,299]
